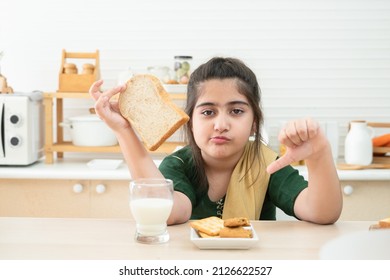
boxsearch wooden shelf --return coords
[46,142,184,154]
[43,91,186,164]
[368,122,390,164]
[44,91,186,100]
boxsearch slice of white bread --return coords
[118,74,190,151]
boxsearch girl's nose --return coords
[214,114,229,132]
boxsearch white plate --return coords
[87,159,123,170]
[320,230,390,260]
[190,225,259,250]
[163,84,187,94]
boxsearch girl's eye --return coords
[201,110,214,116]
[231,108,244,115]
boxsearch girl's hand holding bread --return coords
[89,80,129,132]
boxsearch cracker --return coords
[219,226,253,238]
[190,216,224,236]
[198,231,220,238]
[224,217,250,227]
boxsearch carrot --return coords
[372,133,390,147]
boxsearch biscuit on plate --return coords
[369,217,390,230]
[379,217,390,228]
[190,216,224,236]
[198,231,220,238]
[219,226,253,238]
[224,217,250,227]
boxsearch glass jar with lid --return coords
[174,56,192,84]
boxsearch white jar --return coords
[344,121,373,165]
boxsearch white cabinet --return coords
[276,180,390,221]
[89,180,131,218]
[0,172,389,220]
[0,179,131,218]
[340,180,390,221]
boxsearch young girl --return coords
[90,57,342,225]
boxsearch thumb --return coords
[266,154,295,174]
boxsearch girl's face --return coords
[192,79,255,162]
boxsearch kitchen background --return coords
[1,0,390,158]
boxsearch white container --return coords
[117,67,133,85]
[344,121,373,165]
[147,66,174,83]
[60,115,118,146]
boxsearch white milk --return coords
[130,198,173,236]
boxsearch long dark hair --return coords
[185,57,264,195]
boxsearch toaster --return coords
[0,91,44,165]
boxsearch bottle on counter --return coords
[344,120,374,165]
[174,56,192,84]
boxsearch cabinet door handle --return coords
[343,185,354,196]
[95,184,106,194]
[72,183,84,193]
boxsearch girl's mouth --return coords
[210,136,230,144]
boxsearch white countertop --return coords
[0,158,134,180]
[0,157,389,181]
[293,165,390,181]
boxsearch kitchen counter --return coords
[294,165,390,181]
[0,158,134,180]
[1,158,389,220]
[0,158,389,181]
[0,217,380,260]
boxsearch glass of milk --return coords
[129,178,174,244]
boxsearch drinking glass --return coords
[129,178,174,244]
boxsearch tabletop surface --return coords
[0,217,376,260]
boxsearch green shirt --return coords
[159,146,308,220]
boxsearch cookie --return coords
[379,217,390,228]
[219,226,253,238]
[190,216,224,236]
[224,217,250,227]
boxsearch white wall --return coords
[1,0,390,157]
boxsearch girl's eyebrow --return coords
[196,102,215,108]
[196,100,250,108]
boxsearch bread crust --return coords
[118,74,189,151]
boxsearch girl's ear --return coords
[251,122,257,135]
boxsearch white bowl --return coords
[61,115,118,146]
